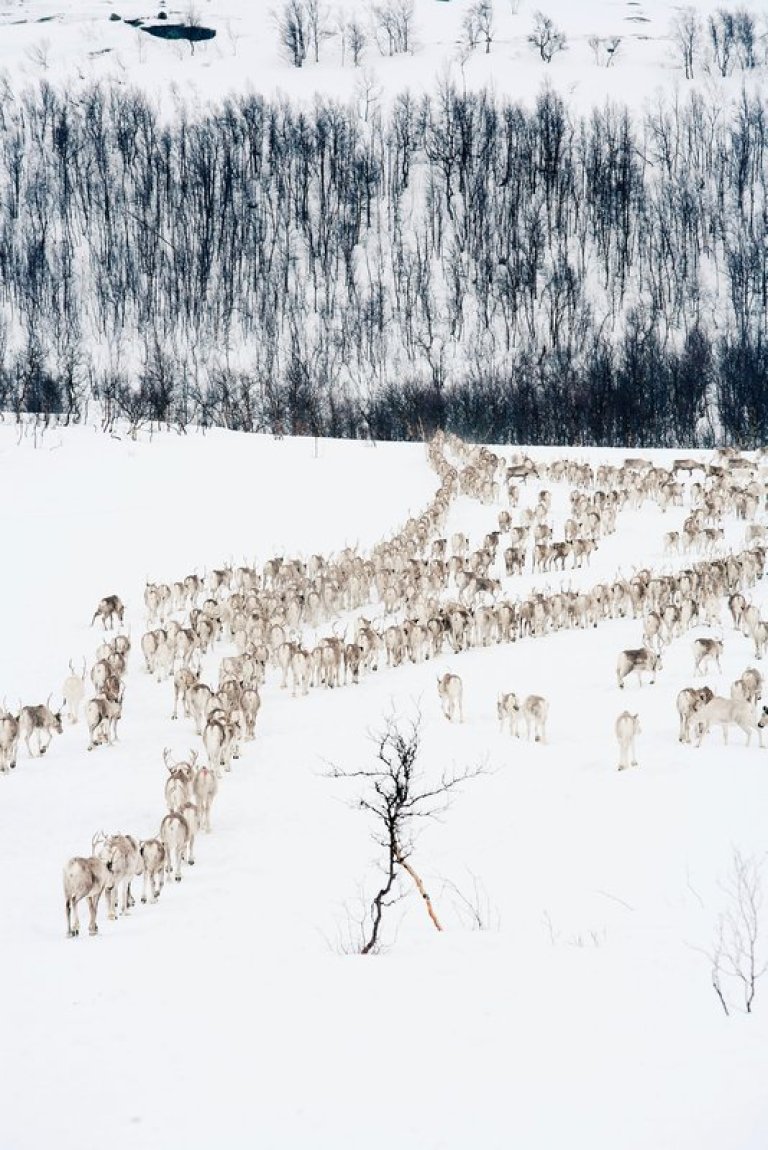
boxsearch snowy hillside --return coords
[2,421,768,1149]
[0,0,767,444]
[0,0,753,112]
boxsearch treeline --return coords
[1,80,768,445]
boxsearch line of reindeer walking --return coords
[2,430,767,935]
[56,432,768,934]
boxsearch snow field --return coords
[0,0,758,116]
[2,424,768,1147]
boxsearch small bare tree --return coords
[275,0,310,66]
[588,34,622,67]
[670,7,701,79]
[372,0,415,56]
[327,710,484,954]
[462,0,494,55]
[707,851,767,1016]
[304,0,332,63]
[342,14,367,66]
[734,7,757,69]
[528,11,567,63]
[708,8,736,76]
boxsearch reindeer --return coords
[437,673,464,722]
[160,812,191,882]
[186,682,214,735]
[61,659,87,724]
[179,801,198,866]
[240,687,262,737]
[289,648,311,697]
[171,665,198,721]
[163,747,196,799]
[616,648,662,689]
[85,695,122,750]
[140,630,159,674]
[91,595,125,630]
[92,832,141,918]
[113,632,131,658]
[277,640,297,690]
[751,620,768,661]
[139,839,166,904]
[193,764,218,833]
[728,593,747,631]
[203,713,236,778]
[692,637,723,677]
[497,692,521,736]
[164,755,193,812]
[693,697,768,748]
[144,582,161,623]
[677,687,714,743]
[90,659,111,694]
[18,699,63,757]
[0,709,19,772]
[63,856,114,937]
[615,711,640,770]
[153,636,174,683]
[731,667,763,706]
[521,695,549,743]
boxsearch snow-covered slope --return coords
[0,0,755,114]
[2,421,768,1149]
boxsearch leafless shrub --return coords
[528,11,567,63]
[670,6,701,79]
[441,871,500,930]
[372,0,415,56]
[588,33,622,68]
[708,8,736,76]
[461,0,494,55]
[341,14,367,66]
[703,850,768,1016]
[274,0,310,66]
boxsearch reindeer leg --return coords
[88,894,99,935]
[65,897,76,937]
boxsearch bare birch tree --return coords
[327,710,484,953]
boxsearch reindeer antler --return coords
[163,747,175,771]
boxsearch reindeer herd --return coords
[4,429,768,937]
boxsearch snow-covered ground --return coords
[2,420,768,1149]
[0,0,759,115]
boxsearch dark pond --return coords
[141,23,216,43]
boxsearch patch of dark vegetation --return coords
[124,17,143,26]
[109,12,121,20]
